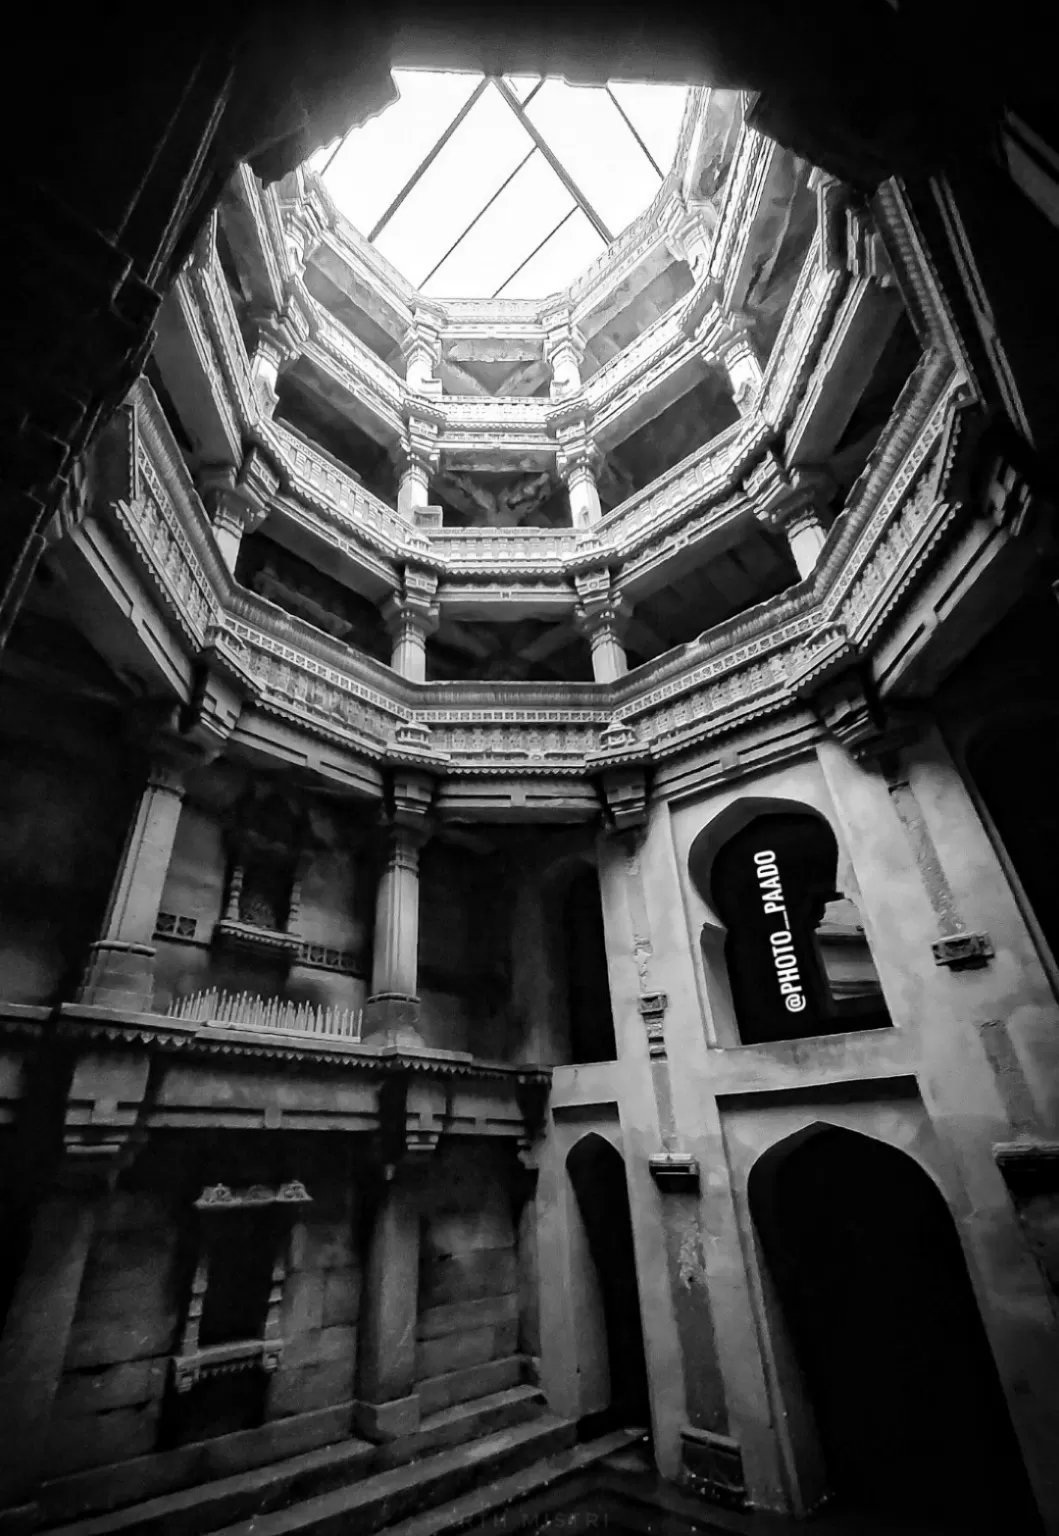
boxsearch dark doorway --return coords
[750,1127,1039,1533]
[561,865,617,1063]
[709,812,890,1045]
[567,1135,649,1432]
[966,716,1059,966]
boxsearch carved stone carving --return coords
[436,470,556,528]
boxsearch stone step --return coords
[211,1413,578,1536]
[375,1429,647,1536]
[46,1387,548,1536]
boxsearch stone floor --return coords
[467,1453,974,1536]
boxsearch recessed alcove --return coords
[599,371,740,510]
[622,524,799,666]
[275,366,397,502]
[235,533,391,662]
[690,805,891,1046]
[427,615,591,683]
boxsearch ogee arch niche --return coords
[566,1133,649,1430]
[749,1125,1040,1530]
[701,810,891,1045]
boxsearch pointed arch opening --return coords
[749,1124,1039,1530]
[692,806,890,1045]
[566,1133,649,1430]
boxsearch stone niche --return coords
[46,1135,363,1482]
[236,533,390,663]
[152,762,373,1016]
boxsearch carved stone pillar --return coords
[77,737,199,1012]
[354,1162,425,1440]
[557,427,604,529]
[402,313,443,397]
[715,319,763,415]
[370,826,425,1000]
[198,445,278,574]
[663,196,715,280]
[396,409,441,521]
[284,203,324,279]
[565,462,603,529]
[248,306,305,415]
[384,569,439,683]
[751,457,835,582]
[784,504,830,579]
[575,573,630,683]
[364,773,434,1047]
[545,324,585,401]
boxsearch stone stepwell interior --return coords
[2,10,1059,1536]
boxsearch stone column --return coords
[370,826,423,1001]
[384,595,439,684]
[198,445,278,574]
[754,463,834,582]
[545,325,585,401]
[77,740,196,1012]
[716,319,763,416]
[364,773,434,1048]
[557,420,603,529]
[575,579,631,683]
[783,504,829,579]
[248,309,303,417]
[565,462,603,529]
[354,1164,424,1441]
[0,1146,129,1514]
[402,315,443,398]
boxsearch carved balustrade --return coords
[96,350,968,781]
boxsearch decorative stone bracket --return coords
[648,1152,700,1192]
[679,1425,747,1509]
[599,765,649,833]
[932,931,994,969]
[638,991,669,1058]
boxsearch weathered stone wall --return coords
[267,1181,360,1422]
[415,1140,521,1414]
[0,662,140,1005]
[44,1137,363,1481]
[47,1188,180,1476]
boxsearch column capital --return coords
[575,595,632,643]
[389,767,437,830]
[747,452,835,533]
[284,203,326,272]
[250,302,308,365]
[544,321,586,366]
[383,591,440,645]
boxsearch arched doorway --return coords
[566,1134,649,1431]
[750,1126,1039,1532]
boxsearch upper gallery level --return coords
[28,68,1047,806]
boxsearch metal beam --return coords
[492,207,576,298]
[368,76,490,243]
[420,146,535,289]
[605,85,664,178]
[492,77,614,244]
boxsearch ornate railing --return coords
[98,355,962,779]
[168,988,362,1039]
